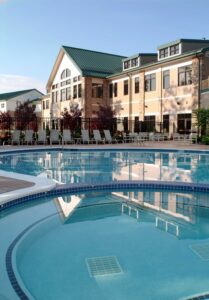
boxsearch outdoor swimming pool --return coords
[0,149,209,184]
[1,149,209,300]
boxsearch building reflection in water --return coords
[54,189,209,240]
[0,151,209,184]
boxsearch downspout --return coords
[160,65,163,133]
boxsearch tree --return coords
[93,104,116,132]
[0,111,12,139]
[61,106,82,131]
[193,108,209,136]
[14,101,37,131]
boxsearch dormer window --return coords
[170,44,179,55]
[123,57,139,70]
[158,43,181,60]
[159,48,169,59]
[124,60,131,70]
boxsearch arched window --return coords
[61,69,71,80]
[61,70,66,79]
[66,69,71,78]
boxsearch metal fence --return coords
[0,116,193,139]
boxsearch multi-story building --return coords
[44,38,209,134]
[0,89,44,116]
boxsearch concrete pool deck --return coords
[0,141,209,205]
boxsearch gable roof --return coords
[0,89,44,101]
[62,46,127,78]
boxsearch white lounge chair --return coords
[11,130,21,145]
[50,129,60,145]
[24,130,34,145]
[62,129,74,144]
[93,130,105,144]
[37,130,47,144]
[103,130,118,143]
[81,129,92,144]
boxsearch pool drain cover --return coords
[190,243,209,260]
[86,256,123,277]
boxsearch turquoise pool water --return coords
[0,150,209,184]
[1,189,209,300]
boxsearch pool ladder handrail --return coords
[122,203,139,219]
[155,216,179,237]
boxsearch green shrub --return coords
[202,136,209,145]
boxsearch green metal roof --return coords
[62,46,126,78]
[123,53,157,61]
[107,46,209,79]
[158,38,209,50]
[0,89,43,101]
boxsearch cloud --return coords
[0,74,46,94]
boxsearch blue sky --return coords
[1,0,209,93]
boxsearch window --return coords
[66,79,71,85]
[42,101,45,110]
[46,100,49,109]
[52,92,55,103]
[77,75,81,81]
[66,87,71,100]
[66,69,71,77]
[73,85,77,99]
[124,60,130,70]
[56,91,59,102]
[1,103,5,108]
[131,58,138,67]
[145,73,156,91]
[124,80,129,95]
[92,83,103,98]
[163,70,170,89]
[61,89,66,101]
[159,47,169,59]
[73,76,78,83]
[109,83,113,98]
[170,44,179,55]
[61,70,66,79]
[178,66,192,86]
[61,81,66,87]
[135,77,139,93]
[114,82,118,97]
[52,84,56,90]
[78,84,82,98]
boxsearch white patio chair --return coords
[103,130,118,143]
[11,130,21,145]
[93,130,105,144]
[50,129,60,145]
[81,129,92,144]
[24,130,34,145]
[62,129,74,145]
[37,130,47,144]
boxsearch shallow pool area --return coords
[2,189,209,299]
[1,148,209,299]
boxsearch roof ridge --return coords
[62,45,127,58]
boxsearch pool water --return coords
[0,150,209,184]
[2,189,209,300]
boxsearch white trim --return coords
[145,94,192,103]
[132,74,140,79]
[145,68,161,76]
[112,77,129,83]
[162,60,192,71]
[113,101,139,105]
[177,110,192,114]
[144,112,160,116]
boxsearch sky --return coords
[1,0,209,94]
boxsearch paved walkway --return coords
[0,176,34,194]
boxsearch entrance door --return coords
[177,114,191,134]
